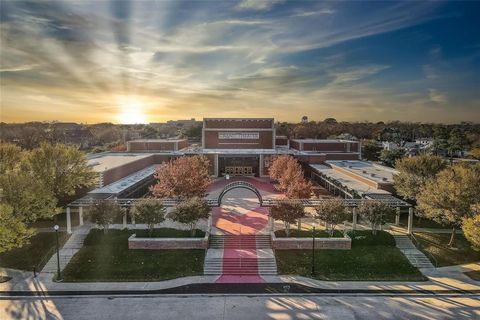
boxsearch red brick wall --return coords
[204,119,273,129]
[204,131,273,149]
[290,140,301,150]
[178,140,189,150]
[294,154,326,165]
[128,140,188,152]
[102,155,156,186]
[275,137,288,146]
[128,235,208,249]
[325,153,361,161]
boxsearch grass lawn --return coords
[0,232,69,271]
[276,230,426,281]
[275,229,343,238]
[61,229,205,282]
[464,271,480,281]
[413,232,480,267]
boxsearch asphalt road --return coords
[1,294,479,320]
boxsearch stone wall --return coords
[272,233,351,250]
[128,234,208,250]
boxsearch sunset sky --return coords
[1,0,479,124]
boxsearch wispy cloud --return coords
[235,0,283,12]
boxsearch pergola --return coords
[66,181,414,235]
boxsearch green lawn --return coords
[276,230,426,281]
[275,229,343,238]
[0,231,69,271]
[413,232,480,267]
[61,229,205,282]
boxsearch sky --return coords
[1,0,480,124]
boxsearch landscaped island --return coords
[61,228,205,282]
[276,230,426,281]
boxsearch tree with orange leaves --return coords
[151,155,211,199]
[269,155,312,199]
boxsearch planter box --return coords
[128,234,208,250]
[272,232,351,250]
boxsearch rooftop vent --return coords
[370,173,376,177]
[382,178,388,181]
[362,170,367,174]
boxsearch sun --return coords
[116,96,148,124]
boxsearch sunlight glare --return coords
[116,96,148,124]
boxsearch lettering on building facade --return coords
[218,132,260,140]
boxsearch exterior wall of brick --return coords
[128,234,208,249]
[204,119,273,129]
[325,153,361,161]
[272,236,351,250]
[275,137,288,146]
[178,140,189,150]
[294,154,327,165]
[289,140,301,150]
[102,155,156,186]
[127,140,188,152]
[204,130,274,149]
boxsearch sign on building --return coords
[218,132,260,140]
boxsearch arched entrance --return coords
[217,181,263,206]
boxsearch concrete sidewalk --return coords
[1,262,478,294]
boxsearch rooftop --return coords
[128,139,187,143]
[290,139,358,143]
[87,153,152,172]
[326,160,398,184]
[310,164,391,196]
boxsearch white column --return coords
[407,207,414,234]
[66,207,72,234]
[207,214,212,234]
[131,211,136,227]
[269,216,274,232]
[79,206,84,226]
[352,207,358,231]
[395,207,400,226]
[123,211,127,229]
[214,154,219,177]
[259,154,264,177]
[297,218,302,230]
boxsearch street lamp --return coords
[54,224,61,281]
[311,221,317,276]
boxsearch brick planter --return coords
[272,232,351,250]
[128,234,209,250]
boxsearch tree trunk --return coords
[285,223,290,237]
[448,227,456,247]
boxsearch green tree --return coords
[394,155,446,202]
[26,143,97,206]
[379,149,405,167]
[0,143,23,174]
[417,164,480,247]
[0,204,35,253]
[462,214,480,250]
[314,199,348,237]
[447,128,467,158]
[270,203,305,237]
[358,201,395,235]
[170,197,210,236]
[132,199,166,236]
[0,171,57,222]
[87,201,123,233]
[362,140,382,161]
